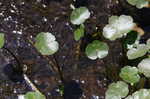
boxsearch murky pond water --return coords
[0,0,150,99]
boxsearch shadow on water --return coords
[64,80,83,99]
[135,8,150,28]
[3,64,24,83]
[40,0,64,4]
[73,0,89,8]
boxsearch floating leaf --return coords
[74,24,84,41]
[125,89,150,99]
[147,39,150,49]
[0,33,5,48]
[70,7,90,25]
[85,40,109,60]
[138,58,150,77]
[18,95,25,99]
[127,0,149,9]
[24,92,46,99]
[103,15,135,41]
[106,81,129,99]
[127,44,149,60]
[35,32,59,55]
[119,66,140,85]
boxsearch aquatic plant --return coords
[85,40,109,60]
[127,0,149,9]
[125,89,150,99]
[119,66,140,85]
[0,33,5,48]
[74,24,85,41]
[105,81,129,99]
[70,7,90,25]
[103,15,135,41]
[34,32,59,55]
[24,91,45,99]
[18,92,45,99]
[146,39,150,48]
[127,44,149,60]
[138,58,150,78]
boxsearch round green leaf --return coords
[127,0,149,9]
[70,7,90,25]
[85,40,109,60]
[106,81,129,99]
[0,33,5,48]
[35,32,59,55]
[138,58,150,77]
[24,92,46,99]
[127,0,138,5]
[125,89,150,99]
[136,0,149,8]
[119,66,140,85]
[103,15,135,41]
[127,44,149,60]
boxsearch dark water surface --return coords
[0,0,150,99]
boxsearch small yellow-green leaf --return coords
[74,24,84,41]
[24,92,46,99]
[0,33,5,48]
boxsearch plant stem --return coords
[53,55,64,83]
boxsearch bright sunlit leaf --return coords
[35,32,59,55]
[103,15,135,41]
[127,44,149,60]
[138,58,150,77]
[106,81,129,99]
[127,0,149,9]
[70,7,90,25]
[125,89,150,99]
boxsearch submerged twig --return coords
[23,74,40,93]
[53,55,64,82]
